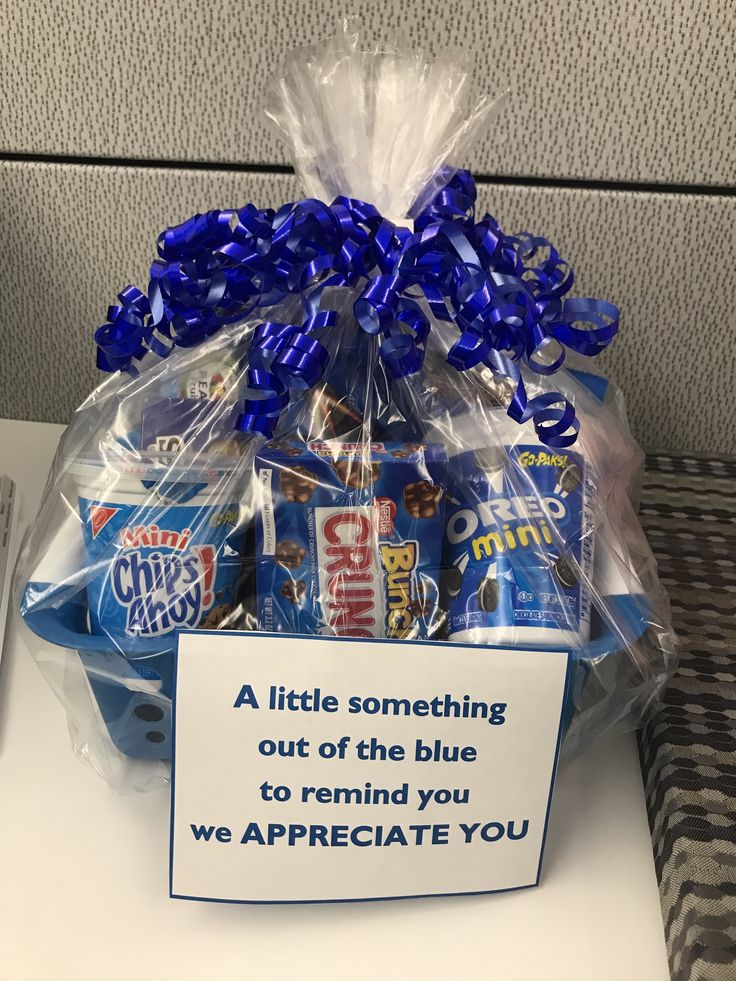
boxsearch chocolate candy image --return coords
[553,555,578,588]
[477,577,499,612]
[403,480,444,518]
[281,579,306,604]
[442,565,464,598]
[391,442,425,459]
[333,457,382,489]
[280,465,318,502]
[409,576,435,618]
[409,597,433,618]
[267,439,302,456]
[274,539,306,569]
[307,385,364,440]
[557,463,581,494]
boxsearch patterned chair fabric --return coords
[639,452,736,981]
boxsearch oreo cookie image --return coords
[442,564,464,598]
[556,462,582,496]
[474,447,506,474]
[553,555,578,589]
[477,577,499,613]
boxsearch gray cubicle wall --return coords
[1,1,734,452]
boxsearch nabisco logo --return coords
[89,505,120,539]
[110,523,215,636]
[316,506,384,637]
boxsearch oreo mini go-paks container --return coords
[254,440,447,639]
[443,410,596,647]
[443,412,596,649]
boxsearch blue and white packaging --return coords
[76,465,244,641]
[254,440,448,639]
[140,398,242,457]
[443,414,596,648]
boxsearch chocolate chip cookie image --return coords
[274,539,306,570]
[200,603,234,629]
[280,465,318,502]
[332,457,382,489]
[477,577,499,612]
[403,480,444,518]
[553,555,578,589]
[280,579,306,604]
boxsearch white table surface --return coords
[0,418,669,981]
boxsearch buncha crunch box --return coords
[254,441,447,639]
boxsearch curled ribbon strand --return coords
[94,171,618,445]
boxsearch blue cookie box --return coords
[254,441,448,638]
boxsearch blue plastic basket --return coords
[21,580,650,761]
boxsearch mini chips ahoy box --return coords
[254,440,448,639]
[78,496,242,639]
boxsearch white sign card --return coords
[170,632,571,903]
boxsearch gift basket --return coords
[16,25,677,792]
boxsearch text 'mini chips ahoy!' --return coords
[254,441,448,639]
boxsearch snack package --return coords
[254,440,447,639]
[15,26,677,791]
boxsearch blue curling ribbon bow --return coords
[94,170,618,445]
